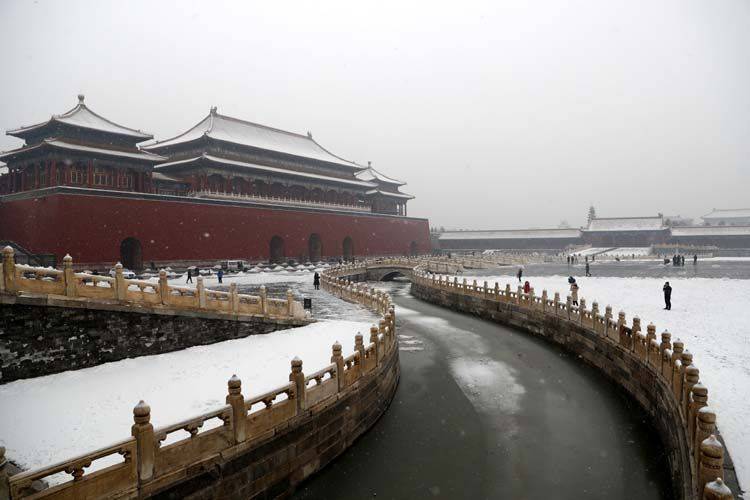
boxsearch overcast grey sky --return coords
[1,0,748,229]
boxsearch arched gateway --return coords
[120,237,143,271]
[342,236,354,262]
[308,233,322,262]
[270,236,285,264]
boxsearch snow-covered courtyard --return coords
[462,271,750,489]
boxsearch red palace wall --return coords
[0,190,431,266]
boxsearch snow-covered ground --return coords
[599,247,652,257]
[570,247,612,256]
[462,272,750,489]
[0,269,377,485]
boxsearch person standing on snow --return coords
[585,261,591,277]
[523,280,531,294]
[570,280,579,306]
[313,272,321,290]
[217,268,224,284]
[663,282,672,310]
[517,267,523,282]
[186,268,193,284]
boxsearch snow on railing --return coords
[410,267,737,500]
[188,189,372,213]
[0,246,306,321]
[2,263,398,499]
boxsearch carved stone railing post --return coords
[158,269,169,305]
[0,445,8,500]
[566,296,572,319]
[683,364,700,418]
[355,333,365,369]
[332,342,345,391]
[131,400,155,483]
[517,285,523,305]
[494,282,500,300]
[590,301,599,331]
[604,305,613,338]
[63,254,76,297]
[679,351,694,409]
[553,292,560,316]
[2,246,15,293]
[702,478,733,500]
[505,283,511,302]
[379,319,387,350]
[370,325,380,365]
[699,435,724,495]
[290,357,306,412]
[227,283,237,313]
[196,276,206,308]
[541,290,548,312]
[579,298,586,325]
[226,375,246,444]
[114,263,126,300]
[689,383,708,445]
[388,306,396,336]
[695,407,717,471]
[632,316,641,340]
[660,330,672,355]
[617,311,627,346]
[646,323,656,345]
[260,285,268,316]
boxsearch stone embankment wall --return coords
[0,294,306,383]
[1,269,400,500]
[409,271,737,500]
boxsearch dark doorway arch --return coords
[270,236,285,264]
[381,271,407,281]
[342,236,354,262]
[308,233,322,262]
[120,237,143,271]
[410,241,419,257]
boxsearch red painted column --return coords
[50,160,57,186]
[87,161,94,187]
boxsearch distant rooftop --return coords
[585,216,665,232]
[143,107,360,169]
[439,228,582,240]
[702,208,750,220]
[671,226,750,237]
[6,95,153,141]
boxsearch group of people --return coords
[566,255,583,265]
[185,268,224,284]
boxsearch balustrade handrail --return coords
[408,266,736,500]
[0,246,307,322]
[188,189,372,212]
[2,261,398,499]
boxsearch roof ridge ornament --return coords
[210,106,217,115]
[307,131,312,138]
[77,94,85,104]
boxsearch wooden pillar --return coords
[50,160,57,186]
[87,161,94,187]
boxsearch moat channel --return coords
[288,279,672,499]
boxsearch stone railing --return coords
[1,267,400,499]
[410,269,737,500]
[189,189,372,213]
[0,247,306,321]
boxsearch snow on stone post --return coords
[590,302,599,332]
[196,277,206,308]
[699,435,725,496]
[331,342,345,391]
[528,287,535,310]
[660,330,672,355]
[541,290,548,312]
[617,311,627,347]
[702,478,733,500]
[483,280,488,297]
[680,351,694,407]
[578,298,586,324]
[63,253,76,297]
[355,333,365,368]
[114,263,126,300]
[695,407,717,474]
[505,283,512,302]
[289,357,306,412]
[647,323,657,345]
[388,305,396,335]
[158,269,169,306]
[632,316,641,338]
[379,319,387,348]
[226,375,246,444]
[604,305,613,338]
[689,383,708,445]
[553,292,560,316]
[683,364,700,418]
[370,325,380,365]
[228,283,238,313]
[131,400,155,482]
[260,285,268,316]
[2,246,15,293]
[494,282,500,300]
[462,278,467,292]
[287,289,296,317]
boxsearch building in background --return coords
[0,97,429,268]
[701,208,750,226]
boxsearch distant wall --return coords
[0,188,431,266]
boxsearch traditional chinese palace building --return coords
[0,96,429,269]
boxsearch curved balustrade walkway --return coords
[297,280,672,499]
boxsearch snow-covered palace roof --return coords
[6,95,153,141]
[671,226,750,237]
[143,107,360,169]
[585,216,666,232]
[439,228,582,240]
[701,208,750,220]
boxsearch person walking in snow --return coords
[693,254,698,265]
[570,280,579,306]
[517,267,523,282]
[217,269,224,284]
[313,272,320,290]
[585,261,591,277]
[663,281,672,310]
[186,268,193,284]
